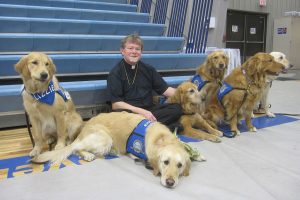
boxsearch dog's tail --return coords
[31,143,75,166]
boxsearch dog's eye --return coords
[32,61,38,65]
[177,162,182,168]
[45,62,49,66]
[279,56,283,60]
[269,59,273,62]
[189,89,195,94]
[214,56,218,59]
[164,160,169,165]
[222,56,226,59]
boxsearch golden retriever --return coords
[254,52,293,117]
[204,53,285,136]
[192,50,229,107]
[31,112,201,188]
[167,81,223,142]
[15,52,83,157]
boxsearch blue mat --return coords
[0,114,298,180]
[219,114,299,137]
[178,114,299,141]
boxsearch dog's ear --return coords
[168,86,182,104]
[15,55,30,77]
[179,85,188,104]
[154,134,171,147]
[152,163,160,176]
[47,56,56,75]
[183,157,191,176]
[148,158,160,176]
[195,63,204,75]
[206,52,214,65]
[243,55,260,75]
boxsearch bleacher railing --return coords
[168,0,188,38]
[186,0,213,53]
[153,0,169,24]
[130,0,213,53]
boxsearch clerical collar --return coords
[123,60,137,70]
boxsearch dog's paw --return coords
[82,153,96,162]
[232,130,240,136]
[214,130,223,137]
[29,147,42,157]
[249,127,257,132]
[54,143,65,150]
[210,136,222,143]
[266,111,276,118]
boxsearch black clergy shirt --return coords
[107,59,168,109]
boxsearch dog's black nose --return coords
[40,72,48,80]
[166,178,175,187]
[219,63,224,68]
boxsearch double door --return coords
[226,10,267,62]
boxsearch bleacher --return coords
[0,0,207,128]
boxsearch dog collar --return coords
[28,81,70,105]
[126,119,154,161]
[191,75,210,91]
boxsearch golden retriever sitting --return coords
[31,112,200,188]
[254,52,293,117]
[204,53,285,136]
[15,52,83,157]
[167,81,223,142]
[192,50,229,107]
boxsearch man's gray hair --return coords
[121,33,144,50]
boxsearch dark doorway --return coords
[226,10,267,62]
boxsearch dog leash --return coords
[173,127,205,162]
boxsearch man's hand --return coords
[112,101,157,122]
[140,110,157,122]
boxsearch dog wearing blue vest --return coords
[192,50,229,108]
[167,81,223,142]
[31,112,198,188]
[15,52,83,157]
[203,53,285,136]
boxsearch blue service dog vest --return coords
[29,81,70,105]
[191,74,209,91]
[217,82,233,102]
[126,119,153,161]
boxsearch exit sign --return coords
[259,0,266,7]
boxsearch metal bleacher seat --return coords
[0,0,136,12]
[0,0,207,128]
[0,54,205,77]
[0,4,148,23]
[0,34,184,53]
[0,17,165,36]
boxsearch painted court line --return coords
[0,114,298,180]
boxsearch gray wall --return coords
[207,0,229,49]
[207,0,300,52]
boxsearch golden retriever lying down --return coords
[192,50,229,107]
[32,112,203,188]
[254,52,293,117]
[167,81,223,142]
[15,52,83,157]
[204,53,285,136]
